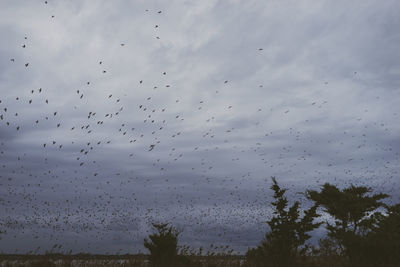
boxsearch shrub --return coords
[144,223,180,267]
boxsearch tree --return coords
[144,223,180,267]
[360,203,400,267]
[311,237,346,267]
[306,183,388,264]
[247,177,321,267]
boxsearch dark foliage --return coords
[144,223,181,267]
[359,203,400,267]
[306,183,388,266]
[246,177,321,267]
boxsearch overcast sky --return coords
[1,0,400,254]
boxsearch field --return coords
[0,254,245,267]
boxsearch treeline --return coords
[143,178,400,267]
[244,178,400,267]
[1,178,399,267]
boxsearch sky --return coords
[0,0,400,254]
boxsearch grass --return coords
[0,254,244,267]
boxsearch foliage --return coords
[143,223,181,267]
[246,177,321,267]
[358,203,400,267]
[306,183,388,265]
[310,238,346,267]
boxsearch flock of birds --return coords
[0,0,399,254]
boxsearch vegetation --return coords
[358,203,400,266]
[143,223,181,267]
[306,183,388,266]
[246,177,321,267]
[1,178,399,267]
[244,178,399,267]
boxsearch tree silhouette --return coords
[144,223,180,267]
[307,183,388,265]
[360,203,400,267]
[247,177,321,267]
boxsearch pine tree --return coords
[247,177,321,267]
[144,223,180,267]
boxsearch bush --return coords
[144,223,181,267]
